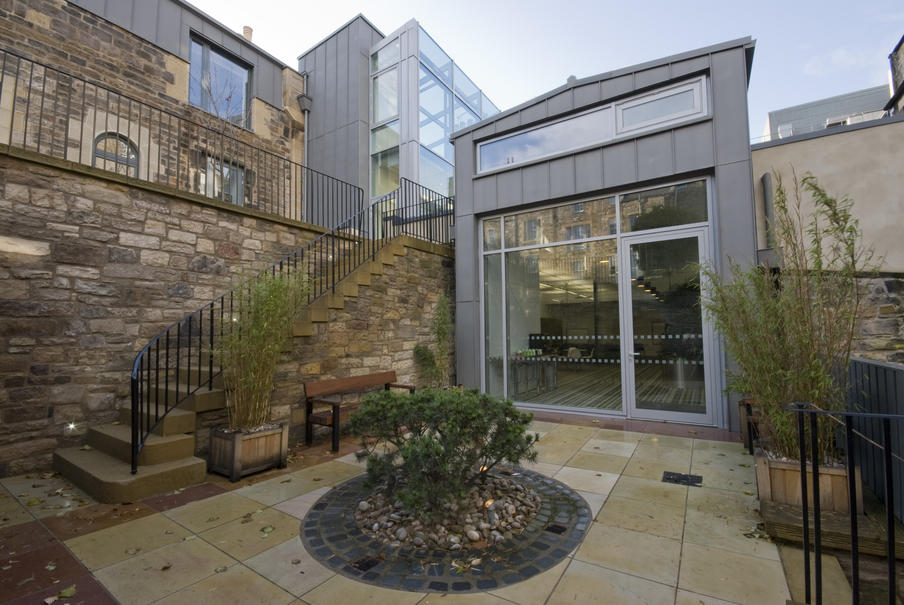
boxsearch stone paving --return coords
[0,419,794,604]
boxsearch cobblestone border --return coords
[300,468,590,593]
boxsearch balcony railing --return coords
[130,177,454,474]
[0,48,363,227]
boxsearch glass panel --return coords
[453,63,480,112]
[94,134,138,177]
[505,240,621,409]
[371,38,400,73]
[418,27,452,84]
[189,39,250,127]
[481,92,500,118]
[371,120,400,154]
[372,68,399,123]
[620,180,707,233]
[501,198,615,248]
[621,89,696,130]
[419,65,454,162]
[371,146,399,197]
[629,237,705,414]
[483,218,501,251]
[418,146,454,197]
[200,157,244,205]
[453,97,479,132]
[189,39,203,108]
[484,254,504,397]
[479,107,613,172]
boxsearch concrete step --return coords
[88,423,196,466]
[118,407,196,436]
[146,386,226,413]
[54,446,206,504]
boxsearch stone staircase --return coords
[52,239,410,503]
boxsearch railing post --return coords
[796,404,812,604]
[845,415,860,604]
[809,410,823,605]
[131,374,139,475]
[883,417,895,605]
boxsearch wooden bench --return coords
[303,371,415,452]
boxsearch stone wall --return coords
[0,0,302,160]
[0,152,322,474]
[854,276,904,364]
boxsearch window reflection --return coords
[419,27,452,84]
[371,39,400,74]
[502,197,615,248]
[373,68,399,123]
[620,180,707,233]
[419,66,454,162]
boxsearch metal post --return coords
[797,405,812,604]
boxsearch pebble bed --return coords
[300,468,591,593]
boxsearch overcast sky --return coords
[190,0,902,141]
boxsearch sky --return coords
[190,0,903,141]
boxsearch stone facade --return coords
[0,0,303,162]
[0,152,455,474]
[854,276,904,364]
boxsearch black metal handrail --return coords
[789,402,904,605]
[129,178,454,473]
[0,47,363,227]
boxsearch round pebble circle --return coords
[300,468,591,593]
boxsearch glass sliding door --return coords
[622,228,712,423]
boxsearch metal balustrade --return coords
[129,178,454,474]
[0,48,362,227]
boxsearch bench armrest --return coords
[387,383,416,393]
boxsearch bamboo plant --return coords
[702,172,876,461]
[216,266,309,430]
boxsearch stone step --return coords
[118,407,196,436]
[88,423,196,466]
[293,321,314,337]
[54,446,206,504]
[145,385,226,413]
[338,280,358,298]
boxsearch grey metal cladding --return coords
[714,160,756,272]
[671,56,710,79]
[132,0,159,42]
[549,156,576,199]
[636,132,674,181]
[520,102,548,125]
[547,90,574,116]
[602,140,637,188]
[105,1,132,31]
[156,1,180,52]
[634,65,670,90]
[497,170,522,207]
[573,82,601,107]
[711,49,750,166]
[674,121,715,172]
[454,217,478,301]
[522,163,550,204]
[600,74,634,102]
[474,176,498,213]
[454,301,480,387]
[574,148,604,193]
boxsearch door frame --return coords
[618,225,720,426]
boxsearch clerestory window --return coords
[93,132,138,178]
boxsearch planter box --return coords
[209,424,288,482]
[755,453,863,514]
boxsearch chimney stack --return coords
[242,26,253,42]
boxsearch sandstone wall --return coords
[854,276,904,364]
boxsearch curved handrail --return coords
[129,178,454,473]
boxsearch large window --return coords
[198,155,245,205]
[478,76,706,173]
[419,66,454,163]
[372,68,399,124]
[189,37,250,128]
[418,146,454,198]
[371,38,400,74]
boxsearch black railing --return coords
[129,178,454,473]
[0,48,363,227]
[790,402,904,605]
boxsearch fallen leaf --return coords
[125,548,141,556]
[40,472,54,480]
[291,559,301,565]
[214,566,227,573]
[17,574,35,586]
[26,498,41,507]
[43,596,59,604]
[205,516,220,523]
[58,585,77,598]
[280,478,291,484]
[312,477,322,482]
[183,535,196,541]
[79,445,91,451]
[45,561,57,571]
[160,563,172,571]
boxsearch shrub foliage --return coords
[349,388,538,515]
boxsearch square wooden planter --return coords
[209,424,289,482]
[755,453,863,514]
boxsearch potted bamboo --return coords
[702,172,876,512]
[209,266,309,481]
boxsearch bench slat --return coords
[304,371,398,399]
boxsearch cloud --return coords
[802,45,888,77]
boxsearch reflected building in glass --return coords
[299,16,498,201]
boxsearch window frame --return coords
[189,34,252,129]
[92,132,138,178]
[476,76,707,174]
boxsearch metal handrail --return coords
[0,47,363,227]
[788,402,904,605]
[129,178,454,473]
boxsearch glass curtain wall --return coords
[481,180,708,413]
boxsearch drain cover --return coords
[544,523,567,535]
[351,556,381,572]
[661,471,703,487]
